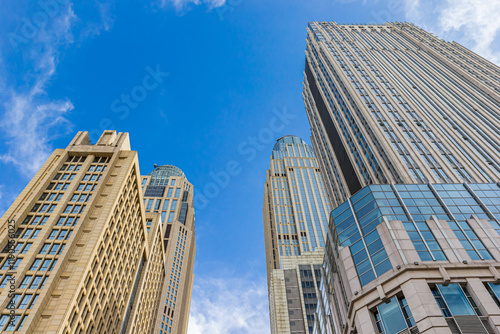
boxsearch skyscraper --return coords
[263,135,331,334]
[304,21,500,209]
[0,130,191,334]
[303,22,500,334]
[141,165,196,334]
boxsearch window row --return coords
[60,164,82,172]
[47,228,73,241]
[29,258,57,271]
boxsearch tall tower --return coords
[263,135,331,334]
[141,165,196,334]
[304,22,500,209]
[0,131,166,333]
[303,22,500,334]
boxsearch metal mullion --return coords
[463,183,500,225]
[427,183,484,260]
[347,198,378,278]
[390,184,436,260]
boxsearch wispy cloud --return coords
[79,0,115,40]
[0,1,116,179]
[0,5,77,177]
[404,0,500,64]
[160,0,227,11]
[188,275,270,334]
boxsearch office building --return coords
[141,165,196,334]
[0,130,194,334]
[303,22,500,334]
[263,135,331,334]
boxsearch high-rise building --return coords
[0,130,193,334]
[141,165,196,334]
[303,22,500,334]
[263,135,331,334]
[304,21,500,209]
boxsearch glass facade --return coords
[304,22,500,216]
[432,284,476,317]
[264,136,332,334]
[330,183,500,286]
[303,21,500,334]
[148,165,185,183]
[375,296,416,334]
[269,136,331,256]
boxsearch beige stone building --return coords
[302,22,500,334]
[141,165,196,334]
[263,136,332,334]
[0,130,195,334]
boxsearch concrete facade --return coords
[0,131,181,333]
[303,21,500,209]
[303,21,500,334]
[263,136,332,334]
[141,165,196,334]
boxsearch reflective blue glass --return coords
[333,208,352,226]
[437,284,475,316]
[362,217,383,235]
[353,193,375,210]
[331,183,500,285]
[488,283,500,302]
[378,297,408,334]
[351,186,371,204]
[359,269,376,286]
[375,259,392,276]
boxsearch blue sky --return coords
[1,0,499,332]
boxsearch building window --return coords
[19,276,32,289]
[18,294,33,309]
[29,276,42,289]
[431,284,475,317]
[486,283,500,307]
[374,296,416,334]
[0,275,12,288]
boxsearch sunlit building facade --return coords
[263,135,331,334]
[141,165,196,334]
[0,131,167,333]
[303,21,500,334]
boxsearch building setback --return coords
[263,135,331,334]
[0,130,195,334]
[302,22,500,334]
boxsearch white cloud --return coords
[188,275,270,334]
[79,1,115,40]
[161,0,227,11]
[0,5,77,177]
[404,0,500,64]
[0,90,74,176]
